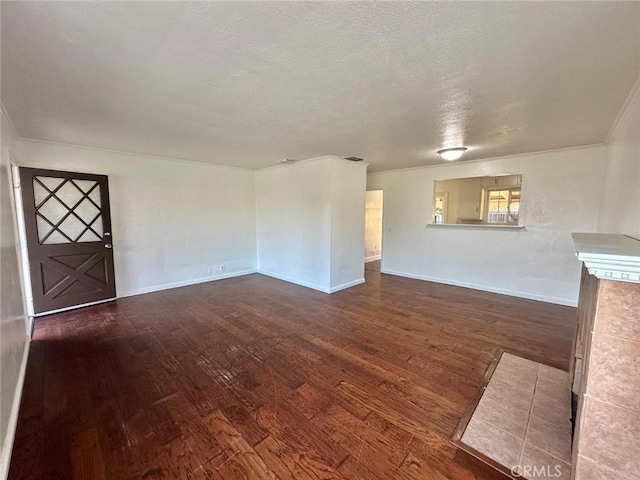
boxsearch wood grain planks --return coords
[8,269,575,479]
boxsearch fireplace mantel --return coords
[570,232,640,480]
[572,233,640,282]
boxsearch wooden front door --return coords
[20,167,116,315]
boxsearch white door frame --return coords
[10,159,35,332]
[434,190,449,224]
[365,187,384,266]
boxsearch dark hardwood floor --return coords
[364,260,381,272]
[8,269,576,480]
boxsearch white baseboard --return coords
[257,270,365,294]
[364,255,381,263]
[0,339,30,480]
[119,269,257,298]
[380,268,577,307]
[329,278,365,293]
[257,269,331,293]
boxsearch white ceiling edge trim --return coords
[16,134,603,176]
[256,154,370,172]
[369,143,605,176]
[14,136,256,173]
[16,136,368,174]
[605,73,640,144]
[572,233,640,284]
[3,101,605,176]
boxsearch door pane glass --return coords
[34,176,104,244]
[36,216,54,239]
[37,176,64,192]
[38,196,67,225]
[77,230,101,242]
[75,198,100,224]
[73,179,96,193]
[88,187,101,207]
[43,230,69,244]
[56,181,84,208]
[89,216,103,237]
[58,214,86,241]
[33,182,49,206]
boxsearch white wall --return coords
[367,145,607,306]
[256,158,332,292]
[16,140,257,297]
[0,108,29,479]
[598,79,640,235]
[256,156,367,293]
[329,159,367,290]
[365,190,383,260]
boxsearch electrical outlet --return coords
[219,265,225,272]
[207,266,215,275]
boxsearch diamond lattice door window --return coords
[20,167,116,315]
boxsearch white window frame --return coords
[484,187,521,225]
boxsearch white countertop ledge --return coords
[572,233,640,283]
[426,223,525,230]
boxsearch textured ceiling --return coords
[2,2,639,171]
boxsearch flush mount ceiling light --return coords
[437,147,468,161]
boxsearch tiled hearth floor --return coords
[456,352,572,479]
